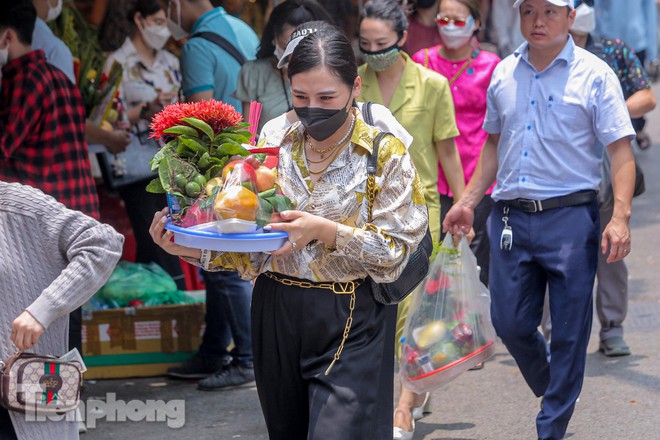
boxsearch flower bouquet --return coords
[146,100,294,240]
[399,234,496,394]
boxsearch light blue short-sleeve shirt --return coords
[181,7,259,113]
[32,18,75,84]
[483,36,635,201]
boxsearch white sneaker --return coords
[393,418,414,440]
[77,408,87,434]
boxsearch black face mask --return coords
[294,95,352,141]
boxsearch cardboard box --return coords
[82,302,205,379]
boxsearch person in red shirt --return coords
[401,0,442,55]
[0,0,99,221]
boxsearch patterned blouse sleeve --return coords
[332,136,429,283]
[618,40,651,96]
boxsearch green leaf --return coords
[258,188,276,199]
[158,158,173,192]
[182,117,214,142]
[256,198,273,227]
[163,125,200,137]
[150,140,177,171]
[241,181,255,193]
[205,156,228,179]
[252,153,267,164]
[146,177,165,193]
[215,142,249,158]
[224,122,251,132]
[179,135,209,155]
[266,194,295,213]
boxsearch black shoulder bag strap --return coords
[366,131,391,221]
[190,32,247,66]
[362,101,375,126]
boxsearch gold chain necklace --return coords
[306,113,356,159]
[305,132,353,164]
[308,147,344,175]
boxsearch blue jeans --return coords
[199,270,253,366]
[488,200,599,440]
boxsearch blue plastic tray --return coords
[165,221,288,252]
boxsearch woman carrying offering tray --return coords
[149,22,428,440]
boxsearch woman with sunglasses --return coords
[412,0,500,289]
[357,1,466,438]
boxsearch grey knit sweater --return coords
[0,182,123,439]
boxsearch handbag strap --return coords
[366,131,391,222]
[362,101,375,126]
[190,32,247,66]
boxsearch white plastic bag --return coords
[399,234,496,394]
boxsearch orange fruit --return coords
[214,186,258,221]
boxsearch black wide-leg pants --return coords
[252,274,394,440]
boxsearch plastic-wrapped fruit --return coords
[412,321,447,349]
[452,323,474,344]
[214,186,259,221]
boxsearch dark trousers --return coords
[441,194,494,286]
[118,182,186,290]
[488,200,599,440]
[632,50,647,134]
[0,407,17,439]
[252,274,393,440]
[200,270,253,365]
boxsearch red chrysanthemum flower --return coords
[150,99,243,140]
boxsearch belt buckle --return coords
[332,281,355,295]
[518,199,540,213]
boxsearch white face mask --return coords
[439,15,476,49]
[273,43,285,61]
[167,0,188,41]
[46,0,63,22]
[572,4,596,35]
[141,22,171,50]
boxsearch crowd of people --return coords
[0,0,655,439]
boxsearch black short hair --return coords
[129,0,163,22]
[257,0,334,59]
[360,0,408,34]
[0,0,37,45]
[287,21,358,88]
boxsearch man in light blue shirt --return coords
[32,17,74,84]
[163,0,258,110]
[159,0,258,391]
[444,1,636,439]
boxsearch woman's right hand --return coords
[149,208,202,260]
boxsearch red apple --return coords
[255,166,276,192]
[262,155,278,169]
[222,161,257,186]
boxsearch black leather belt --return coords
[505,190,597,213]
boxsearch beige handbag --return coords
[0,352,82,414]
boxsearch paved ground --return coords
[81,84,660,439]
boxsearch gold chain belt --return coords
[263,272,364,375]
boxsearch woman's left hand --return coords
[267,210,336,256]
[11,311,45,351]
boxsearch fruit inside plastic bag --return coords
[399,234,496,394]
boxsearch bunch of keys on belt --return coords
[501,206,513,251]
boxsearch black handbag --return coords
[365,130,433,305]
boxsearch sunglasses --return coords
[436,16,469,27]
